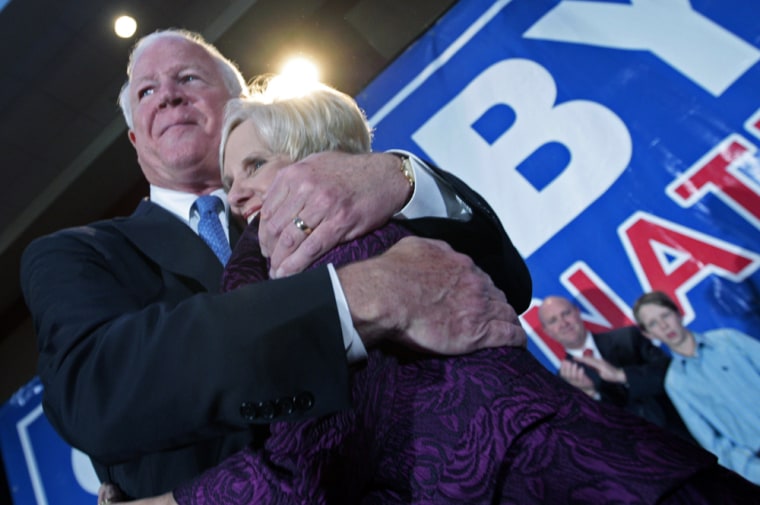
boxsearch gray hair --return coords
[117,29,247,129]
[219,77,373,170]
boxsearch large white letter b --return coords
[412,59,632,257]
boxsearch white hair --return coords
[117,29,247,129]
[219,77,373,170]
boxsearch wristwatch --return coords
[396,154,415,189]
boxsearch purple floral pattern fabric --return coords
[174,220,760,504]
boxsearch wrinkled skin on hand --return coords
[338,236,527,355]
[258,151,410,278]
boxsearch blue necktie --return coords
[195,195,231,265]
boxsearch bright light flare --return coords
[266,57,320,99]
[114,16,137,38]
[281,57,319,83]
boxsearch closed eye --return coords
[245,158,266,176]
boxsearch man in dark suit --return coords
[19,29,531,499]
[538,295,694,442]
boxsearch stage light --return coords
[281,57,319,83]
[114,16,137,38]
[265,57,320,99]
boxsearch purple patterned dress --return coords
[174,221,760,504]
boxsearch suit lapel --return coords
[594,333,625,365]
[593,334,612,358]
[119,199,224,292]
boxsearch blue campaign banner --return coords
[357,0,760,370]
[0,377,99,504]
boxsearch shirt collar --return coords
[566,332,598,358]
[692,331,709,347]
[673,331,707,364]
[150,185,229,224]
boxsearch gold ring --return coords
[293,216,313,235]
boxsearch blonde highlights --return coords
[220,76,372,169]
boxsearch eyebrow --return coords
[132,63,205,86]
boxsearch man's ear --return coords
[128,130,137,147]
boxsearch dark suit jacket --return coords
[20,168,531,498]
[572,326,694,443]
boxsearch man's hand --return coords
[575,355,627,384]
[98,483,176,504]
[559,360,597,397]
[337,236,526,354]
[259,151,411,278]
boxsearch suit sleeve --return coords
[621,328,670,400]
[402,165,532,314]
[20,227,350,464]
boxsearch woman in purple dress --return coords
[108,79,760,505]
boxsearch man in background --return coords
[538,295,694,442]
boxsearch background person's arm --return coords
[577,327,670,400]
[622,328,671,399]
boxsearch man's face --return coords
[222,119,292,223]
[127,36,233,193]
[539,297,587,349]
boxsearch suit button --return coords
[277,396,295,415]
[258,401,276,420]
[240,402,256,422]
[294,392,314,412]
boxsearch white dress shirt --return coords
[565,332,602,360]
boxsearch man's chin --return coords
[157,151,219,181]
[160,140,213,164]
[159,125,211,146]
[161,122,200,135]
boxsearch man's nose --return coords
[159,96,184,108]
[158,85,186,108]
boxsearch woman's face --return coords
[222,119,292,222]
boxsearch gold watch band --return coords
[397,155,415,189]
